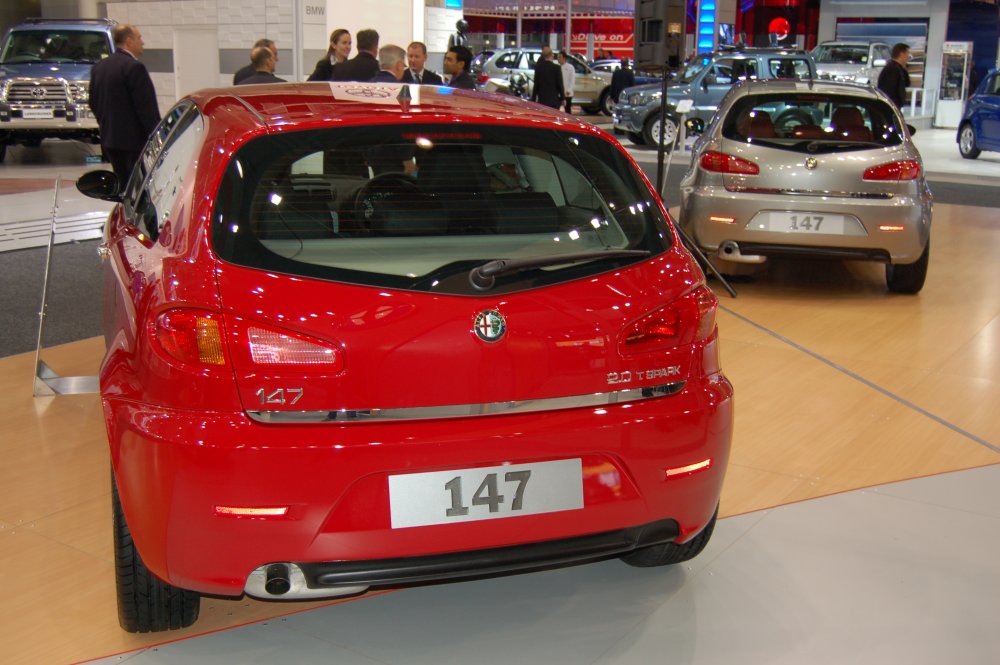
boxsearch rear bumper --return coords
[105,372,733,597]
[680,186,932,264]
[300,518,679,589]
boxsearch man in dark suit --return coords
[402,42,443,85]
[233,38,276,84]
[236,47,286,85]
[530,46,564,109]
[444,45,476,89]
[877,43,911,109]
[89,24,161,189]
[332,28,379,82]
[370,45,407,82]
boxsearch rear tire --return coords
[627,131,645,145]
[113,471,200,633]
[621,506,718,567]
[958,124,980,159]
[599,89,613,116]
[886,241,929,294]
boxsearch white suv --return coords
[811,41,891,86]
[477,48,614,114]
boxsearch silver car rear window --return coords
[721,93,905,153]
[211,123,671,295]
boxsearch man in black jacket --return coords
[444,45,476,89]
[530,46,564,109]
[233,38,276,84]
[236,47,285,85]
[877,43,911,109]
[402,42,443,85]
[333,29,379,82]
[89,24,160,188]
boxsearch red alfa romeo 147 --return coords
[77,82,734,633]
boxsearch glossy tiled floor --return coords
[1,128,998,664]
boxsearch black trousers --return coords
[104,148,141,191]
[563,96,573,113]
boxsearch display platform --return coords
[3,197,999,662]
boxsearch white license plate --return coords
[21,108,54,119]
[388,459,583,529]
[765,212,846,235]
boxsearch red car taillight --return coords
[153,309,344,371]
[621,286,718,354]
[700,151,760,175]
[225,315,344,372]
[154,309,227,366]
[863,160,921,181]
[478,74,490,84]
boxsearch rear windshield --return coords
[1,29,110,64]
[211,123,671,295]
[722,93,905,154]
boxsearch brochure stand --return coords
[33,176,100,396]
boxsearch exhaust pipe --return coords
[264,563,291,595]
[717,241,765,264]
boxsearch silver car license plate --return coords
[388,459,584,529]
[766,212,846,234]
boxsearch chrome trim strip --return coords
[247,381,686,424]
[727,187,893,200]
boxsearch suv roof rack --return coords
[21,17,117,25]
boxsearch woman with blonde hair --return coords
[308,28,351,81]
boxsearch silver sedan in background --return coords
[679,79,932,294]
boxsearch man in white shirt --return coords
[558,51,576,113]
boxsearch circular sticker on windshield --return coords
[474,310,507,343]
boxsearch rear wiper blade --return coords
[469,250,650,291]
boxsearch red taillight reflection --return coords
[863,160,921,181]
[155,309,226,366]
[700,151,760,175]
[477,74,490,84]
[621,286,719,354]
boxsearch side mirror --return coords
[76,170,122,202]
[872,58,887,68]
[686,117,706,135]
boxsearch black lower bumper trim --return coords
[299,519,679,588]
[735,242,891,263]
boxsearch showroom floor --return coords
[1,126,998,664]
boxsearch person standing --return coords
[236,47,285,85]
[558,50,576,113]
[444,45,476,89]
[609,57,635,106]
[530,46,563,109]
[369,45,407,82]
[233,38,276,85]
[307,29,350,81]
[333,29,379,82]
[402,41,443,85]
[877,43,911,110]
[89,24,160,188]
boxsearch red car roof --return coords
[188,82,601,134]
